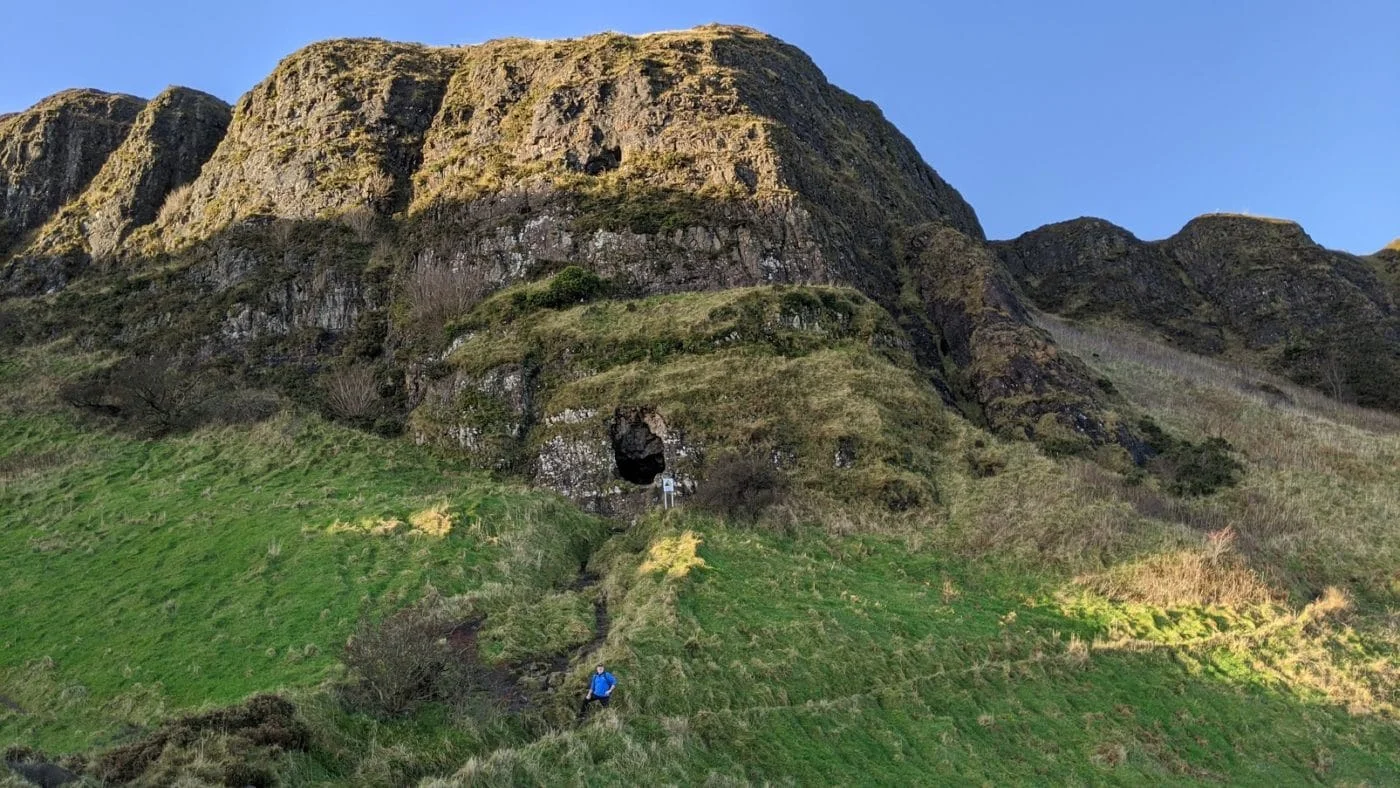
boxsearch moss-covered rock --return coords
[412,284,950,513]
[901,223,1141,458]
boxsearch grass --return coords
[405,516,1398,785]
[0,349,607,753]
[1038,312,1400,604]
[3,312,1398,783]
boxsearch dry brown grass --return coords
[1036,312,1400,436]
[408,505,454,538]
[637,530,706,579]
[1076,547,1279,608]
[155,183,195,227]
[1032,313,1400,601]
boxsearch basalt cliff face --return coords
[6,24,1388,510]
[0,89,146,255]
[993,215,1400,410]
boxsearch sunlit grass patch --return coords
[409,504,455,538]
[638,530,706,579]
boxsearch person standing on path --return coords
[577,664,616,720]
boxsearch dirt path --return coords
[448,564,613,711]
[568,567,611,663]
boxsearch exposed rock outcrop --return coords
[0,25,1150,508]
[905,224,1140,456]
[149,40,459,247]
[994,214,1400,410]
[0,89,145,254]
[3,87,230,294]
[992,217,1225,354]
[410,285,953,512]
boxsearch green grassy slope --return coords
[408,522,1397,786]
[0,349,606,754]
[3,310,1399,785]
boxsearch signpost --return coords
[661,474,676,509]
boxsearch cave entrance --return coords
[610,407,666,485]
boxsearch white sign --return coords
[661,475,677,509]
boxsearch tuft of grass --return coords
[637,530,706,579]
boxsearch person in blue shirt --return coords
[577,664,616,719]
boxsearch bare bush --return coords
[360,172,395,208]
[322,364,381,422]
[59,355,219,435]
[341,206,377,242]
[693,449,789,523]
[404,258,493,332]
[341,604,470,717]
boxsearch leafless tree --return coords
[1317,350,1348,402]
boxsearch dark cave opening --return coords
[584,146,622,175]
[610,407,666,485]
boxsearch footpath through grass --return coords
[411,519,1400,786]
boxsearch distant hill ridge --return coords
[993,213,1399,410]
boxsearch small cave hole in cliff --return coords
[585,147,622,175]
[610,407,666,485]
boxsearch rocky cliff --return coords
[2,88,230,294]
[0,26,1246,507]
[0,89,146,256]
[994,215,1400,410]
[1367,240,1399,296]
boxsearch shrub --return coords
[692,449,789,523]
[1137,417,1244,496]
[322,364,381,423]
[59,356,279,435]
[879,477,926,512]
[1032,412,1093,457]
[963,438,1007,478]
[528,266,607,309]
[0,306,23,346]
[403,259,492,334]
[58,355,217,435]
[341,603,471,717]
[1159,436,1243,496]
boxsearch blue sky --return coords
[3,1,1396,252]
